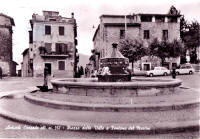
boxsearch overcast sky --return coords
[0,0,200,68]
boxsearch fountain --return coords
[97,43,131,82]
[1,43,199,135]
[50,43,181,100]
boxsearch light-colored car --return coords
[146,67,170,77]
[176,64,195,75]
[131,68,146,76]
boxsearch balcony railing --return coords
[39,46,73,58]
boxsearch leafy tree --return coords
[169,39,184,58]
[149,39,169,65]
[118,38,147,72]
[182,21,200,63]
[149,38,183,65]
[168,5,180,15]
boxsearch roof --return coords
[0,13,15,26]
[100,13,181,18]
[22,48,29,56]
[92,25,100,41]
[12,61,18,65]
[138,13,182,17]
[104,23,141,27]
[43,10,59,13]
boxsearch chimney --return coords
[71,12,74,18]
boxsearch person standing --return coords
[0,67,2,79]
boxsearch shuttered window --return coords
[45,43,52,54]
[45,25,51,35]
[59,26,64,35]
[58,61,65,70]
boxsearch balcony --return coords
[40,53,71,58]
[39,46,72,58]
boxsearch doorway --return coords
[143,63,150,71]
[45,63,51,75]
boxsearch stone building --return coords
[22,11,78,77]
[21,48,32,77]
[93,11,181,70]
[0,13,17,76]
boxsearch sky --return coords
[0,0,200,69]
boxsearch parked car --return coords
[176,64,195,75]
[146,67,170,77]
[131,68,146,76]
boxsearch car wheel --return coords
[189,71,193,74]
[149,73,153,77]
[163,72,167,76]
[176,72,179,75]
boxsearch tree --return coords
[169,39,184,58]
[168,5,180,15]
[182,21,200,63]
[118,38,147,72]
[149,38,183,66]
[149,39,166,65]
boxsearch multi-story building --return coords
[93,11,181,70]
[22,11,78,77]
[0,13,17,76]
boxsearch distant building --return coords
[93,11,181,70]
[22,11,78,77]
[21,48,32,77]
[0,13,17,76]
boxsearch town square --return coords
[0,0,200,138]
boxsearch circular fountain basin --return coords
[51,78,182,97]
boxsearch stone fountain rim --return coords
[51,77,182,88]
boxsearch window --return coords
[163,30,168,40]
[55,43,68,54]
[120,30,125,39]
[155,16,165,22]
[45,25,51,35]
[168,17,177,23]
[49,18,56,21]
[141,16,152,22]
[144,30,150,39]
[29,31,33,43]
[59,26,65,35]
[45,43,52,54]
[58,61,65,70]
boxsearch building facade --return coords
[93,12,181,70]
[22,11,77,77]
[0,13,17,76]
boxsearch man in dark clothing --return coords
[172,67,176,79]
[0,67,2,79]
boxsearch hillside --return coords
[78,53,90,68]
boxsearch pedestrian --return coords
[172,67,176,79]
[0,67,2,79]
[44,67,48,87]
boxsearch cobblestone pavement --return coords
[0,116,199,139]
[32,87,198,105]
[1,97,199,124]
[0,74,199,138]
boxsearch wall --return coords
[93,14,181,70]
[0,60,10,75]
[22,51,30,77]
[31,18,75,77]
[0,15,14,76]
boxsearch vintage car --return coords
[176,64,195,75]
[146,67,170,77]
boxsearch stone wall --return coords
[93,14,181,70]
[0,14,14,76]
[0,60,10,75]
[29,13,76,78]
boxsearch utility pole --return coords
[124,15,127,39]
